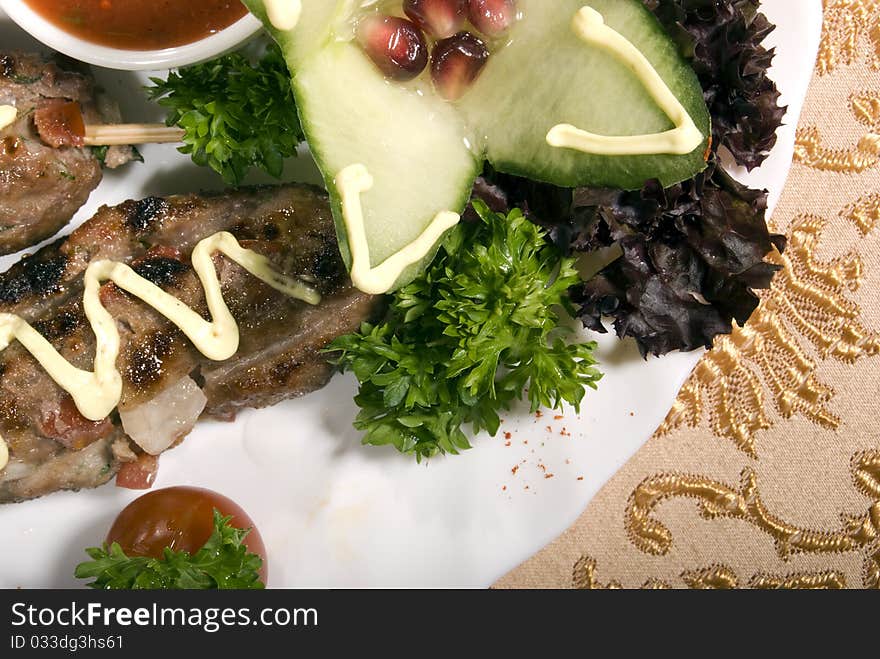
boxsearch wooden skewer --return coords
[83,123,185,146]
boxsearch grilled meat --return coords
[0,185,378,503]
[0,51,135,256]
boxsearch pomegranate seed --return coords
[468,0,517,37]
[404,0,468,39]
[431,32,489,101]
[357,15,429,81]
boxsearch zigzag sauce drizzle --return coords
[0,231,320,471]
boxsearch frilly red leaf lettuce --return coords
[644,0,786,170]
[566,160,786,356]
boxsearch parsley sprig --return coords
[329,202,602,460]
[74,510,265,590]
[148,43,303,185]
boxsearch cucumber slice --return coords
[462,0,711,189]
[297,45,479,273]
[245,1,479,286]
[243,0,710,291]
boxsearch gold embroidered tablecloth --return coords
[494,0,880,590]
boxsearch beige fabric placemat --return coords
[495,0,880,589]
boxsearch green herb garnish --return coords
[328,201,602,460]
[147,43,303,186]
[90,144,109,165]
[74,510,264,590]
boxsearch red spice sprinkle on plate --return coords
[554,415,564,420]
[503,431,512,440]
[535,410,543,418]
[577,476,584,481]
[545,473,554,479]
[511,465,520,476]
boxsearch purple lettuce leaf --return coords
[644,0,786,170]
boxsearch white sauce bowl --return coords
[0,0,263,70]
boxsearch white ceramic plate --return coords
[0,1,822,588]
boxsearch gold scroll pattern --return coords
[797,2,880,170]
[572,450,879,589]
[795,91,880,173]
[658,212,880,456]
[620,450,880,589]
[572,556,848,590]
[818,0,880,75]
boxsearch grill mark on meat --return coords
[132,257,188,287]
[270,359,303,384]
[0,184,380,503]
[0,396,26,432]
[124,331,175,389]
[31,309,82,343]
[125,196,169,232]
[0,55,15,78]
[0,252,68,304]
[312,240,348,285]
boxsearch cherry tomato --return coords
[106,486,268,584]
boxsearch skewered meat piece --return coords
[0,184,379,503]
[0,51,136,256]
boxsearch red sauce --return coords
[23,0,249,51]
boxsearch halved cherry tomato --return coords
[106,486,268,584]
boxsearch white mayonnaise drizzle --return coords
[0,105,17,131]
[264,0,302,31]
[546,6,703,156]
[336,164,460,295]
[0,231,319,472]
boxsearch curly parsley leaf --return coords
[74,510,265,590]
[147,43,303,186]
[328,202,602,461]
